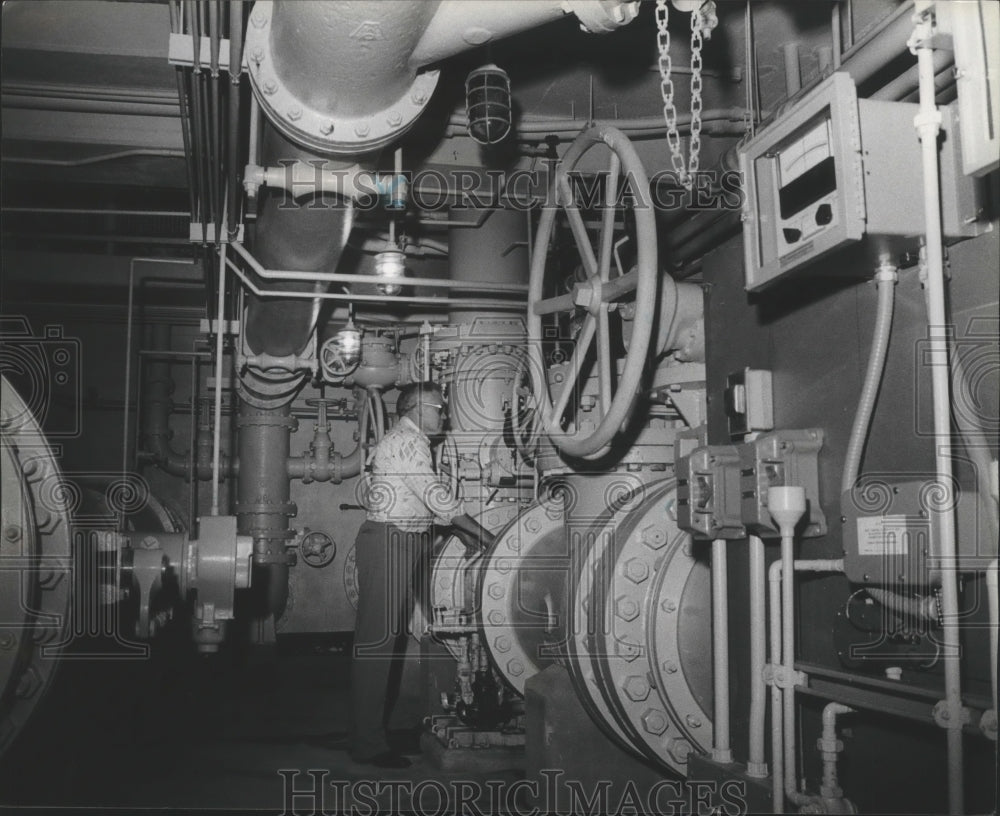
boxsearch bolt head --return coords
[642,708,668,735]
[667,738,692,764]
[661,597,677,613]
[662,660,679,675]
[3,525,22,543]
[411,91,427,105]
[287,107,302,121]
[494,635,511,653]
[495,559,511,574]
[488,582,505,600]
[507,659,524,677]
[640,524,666,549]
[488,610,504,625]
[387,111,403,127]
[622,675,650,702]
[615,595,639,621]
[320,121,335,135]
[623,557,650,584]
[685,714,702,728]
[263,80,277,95]
[354,122,371,137]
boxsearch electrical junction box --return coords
[724,367,773,439]
[676,428,826,540]
[841,478,997,586]
[739,71,985,291]
[939,0,1000,177]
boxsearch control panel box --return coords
[841,478,996,586]
[676,429,826,540]
[740,71,984,291]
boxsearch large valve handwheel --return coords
[527,125,658,458]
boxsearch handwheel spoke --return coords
[600,268,639,303]
[597,307,613,415]
[557,173,599,279]
[598,153,621,284]
[547,314,596,430]
[533,291,577,316]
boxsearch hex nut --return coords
[494,635,511,653]
[488,610,504,625]
[640,524,667,550]
[641,708,668,735]
[507,659,524,677]
[615,640,640,662]
[615,595,639,621]
[667,738,692,764]
[622,675,650,702]
[662,660,679,674]
[661,597,677,613]
[354,122,371,137]
[685,714,702,728]
[488,582,505,600]
[623,557,650,584]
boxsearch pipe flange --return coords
[236,368,308,410]
[474,501,563,695]
[244,1,440,156]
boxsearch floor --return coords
[0,631,523,813]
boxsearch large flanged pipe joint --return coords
[244,0,441,156]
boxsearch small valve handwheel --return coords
[299,530,336,568]
[320,334,361,380]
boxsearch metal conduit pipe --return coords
[227,0,244,239]
[236,400,296,617]
[141,325,237,480]
[913,8,964,809]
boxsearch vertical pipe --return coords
[820,703,854,798]
[781,532,797,801]
[914,9,964,812]
[237,401,295,617]
[769,561,785,813]
[211,244,226,515]
[747,535,768,777]
[711,538,732,763]
[782,42,801,96]
[227,0,243,239]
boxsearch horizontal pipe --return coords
[231,240,528,293]
[227,256,525,310]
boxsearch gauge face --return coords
[773,117,840,256]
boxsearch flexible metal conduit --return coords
[841,261,898,494]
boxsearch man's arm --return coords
[450,513,496,554]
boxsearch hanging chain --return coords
[657,0,717,189]
[655,0,686,183]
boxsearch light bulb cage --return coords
[465,64,512,146]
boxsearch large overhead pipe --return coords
[242,0,640,156]
[244,129,359,359]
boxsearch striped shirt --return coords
[365,416,463,532]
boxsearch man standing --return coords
[349,381,495,768]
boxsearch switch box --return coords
[676,445,746,540]
[841,478,996,586]
[739,429,827,538]
[724,368,774,439]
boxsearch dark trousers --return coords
[348,520,430,760]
